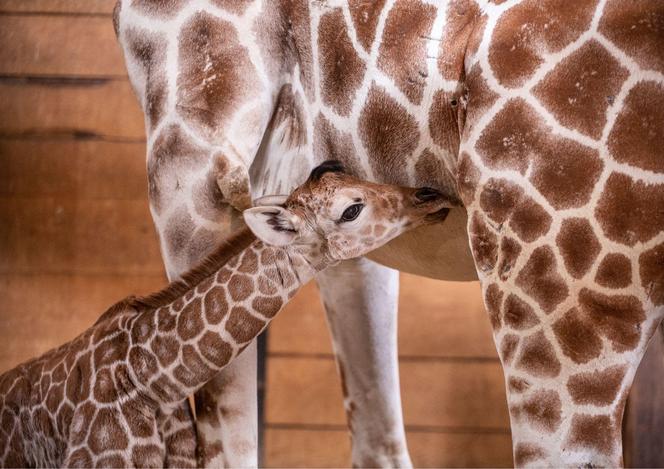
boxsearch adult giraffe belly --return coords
[366,207,478,281]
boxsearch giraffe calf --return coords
[0,161,453,468]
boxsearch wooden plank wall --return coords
[0,2,659,468]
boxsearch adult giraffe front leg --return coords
[113,0,288,465]
[317,258,411,468]
[460,1,664,465]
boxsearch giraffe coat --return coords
[113,0,664,466]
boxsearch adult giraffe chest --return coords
[253,0,482,280]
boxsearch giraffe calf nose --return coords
[414,187,442,203]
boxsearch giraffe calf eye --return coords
[340,203,364,222]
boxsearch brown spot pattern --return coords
[464,64,499,132]
[429,90,463,155]
[359,84,419,185]
[130,0,186,18]
[579,288,645,352]
[596,253,632,289]
[225,307,265,343]
[479,178,551,242]
[318,8,366,116]
[566,414,616,454]
[177,298,204,340]
[485,283,504,331]
[595,172,664,246]
[455,152,480,204]
[503,294,539,330]
[469,212,498,273]
[148,125,208,215]
[640,243,664,305]
[500,334,520,365]
[177,12,258,139]
[348,0,386,51]
[476,99,602,209]
[516,246,569,313]
[533,40,628,139]
[498,236,521,281]
[556,218,601,279]
[378,0,436,104]
[608,81,664,173]
[520,390,562,432]
[199,332,233,368]
[89,408,128,454]
[489,0,598,87]
[552,308,603,363]
[599,0,664,75]
[567,365,627,406]
[514,442,547,466]
[516,331,561,378]
[313,113,365,178]
[438,0,481,80]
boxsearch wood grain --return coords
[0,0,115,14]
[0,79,145,140]
[264,355,509,429]
[264,427,513,468]
[0,140,146,199]
[624,327,664,467]
[0,197,163,274]
[0,15,124,76]
[269,277,497,358]
[0,272,166,373]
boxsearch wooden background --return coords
[0,1,660,468]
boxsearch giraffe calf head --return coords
[243,161,454,265]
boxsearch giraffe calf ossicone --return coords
[0,161,453,468]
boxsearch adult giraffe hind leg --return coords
[458,1,664,464]
[316,258,412,468]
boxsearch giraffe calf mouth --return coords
[425,207,450,223]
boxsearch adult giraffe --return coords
[115,0,664,467]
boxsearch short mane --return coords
[97,228,256,323]
[307,160,345,182]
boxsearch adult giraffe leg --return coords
[466,204,664,467]
[194,342,258,468]
[316,258,412,468]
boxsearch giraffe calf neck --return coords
[0,229,316,468]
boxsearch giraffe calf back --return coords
[0,309,171,468]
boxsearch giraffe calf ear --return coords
[243,206,302,246]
